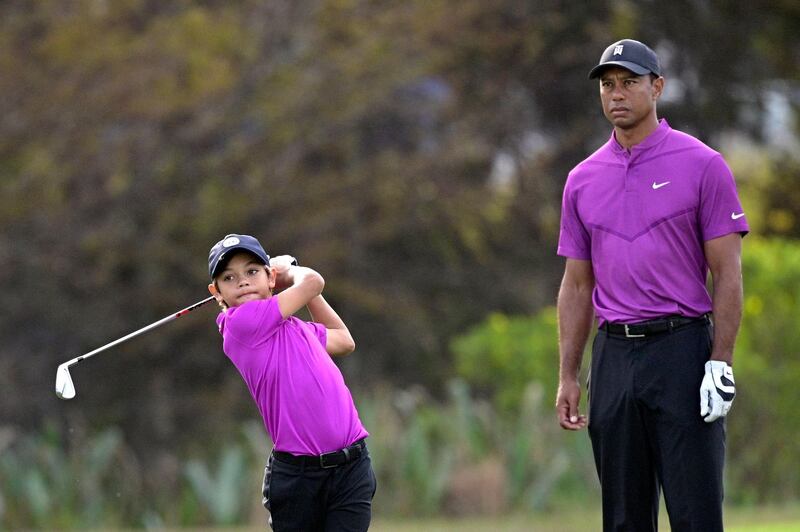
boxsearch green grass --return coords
[371,506,800,531]
[131,504,800,532]
[724,505,800,532]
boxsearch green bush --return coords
[0,421,269,529]
[0,424,136,529]
[451,309,561,417]
[360,379,596,516]
[449,308,597,508]
[184,445,249,524]
[728,237,800,503]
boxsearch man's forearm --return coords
[558,282,595,381]
[710,270,743,365]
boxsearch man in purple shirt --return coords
[556,39,747,531]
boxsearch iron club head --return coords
[55,363,76,400]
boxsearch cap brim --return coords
[589,61,652,79]
[210,247,269,278]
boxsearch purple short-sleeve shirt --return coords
[216,297,369,455]
[558,119,748,323]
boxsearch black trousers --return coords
[588,320,725,532]
[262,444,377,532]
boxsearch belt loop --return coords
[668,318,674,333]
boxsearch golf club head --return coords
[55,363,76,400]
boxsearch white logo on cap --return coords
[614,45,624,55]
[222,236,240,247]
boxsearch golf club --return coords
[55,296,215,400]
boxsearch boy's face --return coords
[208,251,275,308]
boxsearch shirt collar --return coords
[610,118,671,154]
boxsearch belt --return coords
[601,314,710,338]
[273,439,366,469]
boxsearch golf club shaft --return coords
[65,296,215,368]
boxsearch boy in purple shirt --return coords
[556,40,747,531]
[207,234,375,531]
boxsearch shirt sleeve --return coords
[699,155,750,241]
[557,173,592,259]
[224,298,284,347]
[309,322,328,349]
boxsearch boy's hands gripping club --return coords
[269,255,299,291]
[700,360,736,422]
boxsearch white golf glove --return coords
[700,360,736,423]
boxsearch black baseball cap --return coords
[588,39,661,79]
[208,234,270,278]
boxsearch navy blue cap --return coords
[208,234,270,278]
[589,39,661,79]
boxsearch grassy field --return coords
[370,505,800,532]
[138,505,800,531]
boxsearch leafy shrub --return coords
[0,424,137,529]
[184,445,249,524]
[451,309,561,417]
[728,237,800,502]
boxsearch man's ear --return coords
[652,76,665,100]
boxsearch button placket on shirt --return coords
[622,150,645,233]
[622,150,635,191]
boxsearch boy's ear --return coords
[208,283,228,310]
[208,283,221,300]
[267,266,277,289]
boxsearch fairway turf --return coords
[108,504,800,531]
[369,505,800,532]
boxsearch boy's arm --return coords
[272,256,325,319]
[307,295,356,357]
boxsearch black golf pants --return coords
[588,321,725,532]
[262,445,377,531]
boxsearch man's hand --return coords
[700,360,736,423]
[556,379,588,430]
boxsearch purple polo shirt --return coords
[216,297,369,455]
[558,119,748,324]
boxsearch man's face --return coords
[212,251,275,308]
[599,67,663,129]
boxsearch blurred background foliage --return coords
[1,0,798,527]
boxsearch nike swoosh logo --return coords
[715,381,736,394]
[731,212,745,220]
[652,181,670,189]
